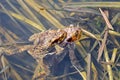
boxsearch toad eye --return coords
[51,32,67,44]
[67,30,81,42]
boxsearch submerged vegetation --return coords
[0,0,120,80]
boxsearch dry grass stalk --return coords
[25,0,65,29]
[97,8,112,62]
[16,0,46,31]
[104,46,113,80]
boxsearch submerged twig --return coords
[99,8,113,30]
[1,55,8,80]
[97,29,108,62]
[87,53,91,80]
[104,46,113,80]
[16,0,46,30]
[73,65,87,80]
[51,71,78,80]
[111,48,118,63]
[0,66,9,74]
[64,2,120,8]
[97,8,113,62]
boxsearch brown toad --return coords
[28,29,67,61]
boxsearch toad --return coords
[29,27,82,80]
